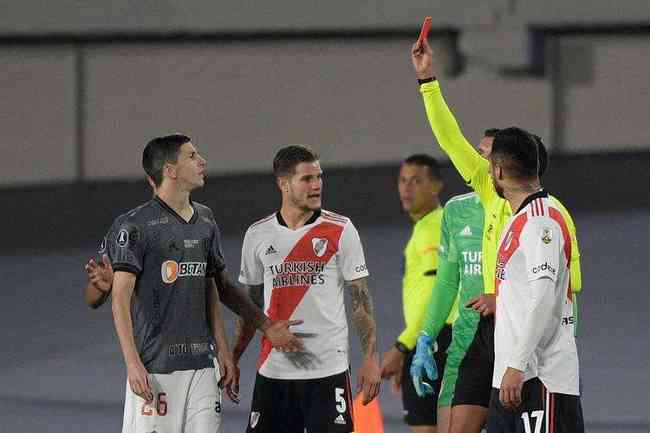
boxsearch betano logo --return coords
[161,260,207,283]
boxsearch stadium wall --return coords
[1,0,648,34]
[1,31,649,186]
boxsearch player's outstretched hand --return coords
[357,355,381,405]
[225,363,240,404]
[263,319,304,353]
[127,359,153,403]
[410,333,438,397]
[499,367,524,410]
[85,254,113,293]
[217,349,236,401]
[466,294,496,316]
[411,38,434,80]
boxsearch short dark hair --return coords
[532,134,549,177]
[402,154,442,181]
[142,134,190,187]
[491,127,539,180]
[273,145,319,178]
[484,128,500,138]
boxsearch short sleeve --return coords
[109,219,146,276]
[239,228,264,285]
[338,222,369,281]
[521,219,562,282]
[207,223,226,277]
[96,229,110,261]
[97,217,122,263]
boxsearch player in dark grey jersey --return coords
[84,179,157,309]
[100,134,302,433]
[112,196,228,374]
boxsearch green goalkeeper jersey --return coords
[422,192,484,342]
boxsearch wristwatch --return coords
[417,77,436,85]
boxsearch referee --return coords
[380,154,453,433]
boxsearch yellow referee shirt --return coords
[419,80,582,295]
[398,207,458,349]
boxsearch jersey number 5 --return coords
[335,388,347,413]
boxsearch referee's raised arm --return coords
[411,38,484,184]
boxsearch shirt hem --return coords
[258,364,349,380]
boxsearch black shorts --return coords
[246,370,354,433]
[452,315,494,408]
[401,324,452,426]
[487,378,584,433]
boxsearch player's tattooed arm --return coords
[213,270,269,330]
[347,277,381,404]
[347,277,378,356]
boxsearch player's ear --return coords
[496,165,504,181]
[276,176,287,193]
[163,161,177,180]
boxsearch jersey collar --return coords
[154,196,198,224]
[415,206,442,227]
[276,209,321,228]
[516,189,549,214]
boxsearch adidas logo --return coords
[334,414,346,425]
[264,245,277,255]
[460,226,472,236]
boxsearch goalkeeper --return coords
[410,191,484,433]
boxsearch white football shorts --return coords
[121,365,222,433]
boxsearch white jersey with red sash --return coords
[493,191,580,395]
[239,209,369,380]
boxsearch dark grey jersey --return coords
[97,214,126,262]
[108,197,225,374]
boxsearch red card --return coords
[417,16,432,44]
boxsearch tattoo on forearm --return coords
[348,278,377,356]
